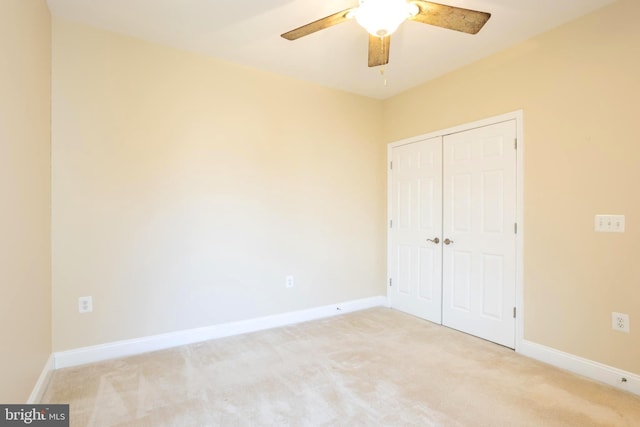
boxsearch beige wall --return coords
[51,19,386,351]
[0,0,52,402]
[384,0,640,374]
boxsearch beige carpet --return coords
[42,308,640,426]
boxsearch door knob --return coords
[444,238,454,245]
[426,237,440,244]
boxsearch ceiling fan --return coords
[281,0,491,67]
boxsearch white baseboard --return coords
[519,339,640,396]
[27,354,55,403]
[54,295,389,369]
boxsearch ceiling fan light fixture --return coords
[280,1,491,68]
[355,0,413,37]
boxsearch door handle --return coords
[426,237,440,244]
[444,238,454,245]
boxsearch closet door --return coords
[441,120,517,348]
[388,137,443,323]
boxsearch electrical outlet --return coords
[611,312,629,333]
[78,296,93,313]
[285,275,294,288]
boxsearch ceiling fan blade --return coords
[409,1,491,35]
[368,35,390,67]
[281,8,355,40]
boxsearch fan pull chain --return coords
[380,66,387,87]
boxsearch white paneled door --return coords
[389,120,517,349]
[442,121,517,348]
[388,136,443,324]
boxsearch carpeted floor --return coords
[42,308,640,426]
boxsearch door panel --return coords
[388,137,442,323]
[442,120,517,348]
[452,251,471,311]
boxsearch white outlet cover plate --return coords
[611,311,630,333]
[78,296,93,313]
[285,275,294,288]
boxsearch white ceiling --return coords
[46,0,616,99]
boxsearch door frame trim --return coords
[387,110,524,352]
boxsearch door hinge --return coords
[513,307,517,318]
[514,223,517,234]
[514,138,518,150]
[389,278,393,287]
[390,161,393,170]
[390,219,393,228]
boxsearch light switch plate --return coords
[595,215,625,233]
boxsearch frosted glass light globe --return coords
[355,0,413,37]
